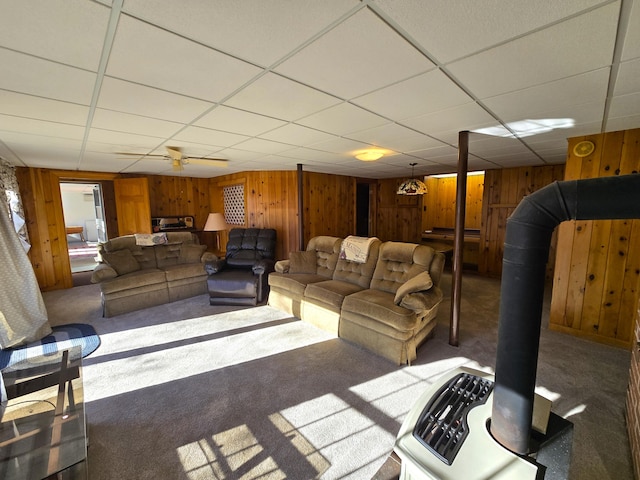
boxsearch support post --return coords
[297,164,304,251]
[450,131,469,346]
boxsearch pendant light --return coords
[397,163,428,195]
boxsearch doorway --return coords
[356,182,376,237]
[60,182,107,275]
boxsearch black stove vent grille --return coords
[413,372,494,465]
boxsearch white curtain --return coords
[0,158,30,252]
[0,159,51,349]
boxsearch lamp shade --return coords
[397,178,428,195]
[203,213,227,232]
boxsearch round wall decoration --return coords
[573,140,595,157]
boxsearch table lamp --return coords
[203,212,227,253]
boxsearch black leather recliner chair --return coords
[205,228,276,306]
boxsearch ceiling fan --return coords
[117,146,228,171]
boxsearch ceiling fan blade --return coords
[183,158,228,167]
[116,152,167,158]
[165,146,183,160]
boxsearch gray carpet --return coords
[41,273,633,479]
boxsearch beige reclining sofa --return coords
[268,235,445,364]
[91,232,215,317]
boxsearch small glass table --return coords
[0,346,87,480]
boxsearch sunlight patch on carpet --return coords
[83,306,335,402]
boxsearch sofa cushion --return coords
[394,271,433,305]
[306,236,342,279]
[179,244,207,264]
[155,243,182,268]
[268,272,326,297]
[131,246,157,270]
[370,242,437,295]
[102,249,141,276]
[341,289,418,332]
[289,250,317,274]
[163,263,207,282]
[100,269,166,295]
[304,279,364,310]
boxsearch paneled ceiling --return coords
[0,0,638,179]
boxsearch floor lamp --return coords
[203,213,227,254]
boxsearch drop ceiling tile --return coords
[447,3,620,99]
[121,0,360,66]
[87,129,166,150]
[0,0,110,70]
[0,131,83,154]
[0,115,85,140]
[346,123,442,153]
[352,69,469,120]
[232,138,293,155]
[606,113,640,132]
[0,49,96,104]
[403,103,497,137]
[259,124,337,147]
[621,0,640,61]
[213,148,263,162]
[224,73,341,121]
[194,106,287,136]
[0,91,88,125]
[614,58,640,96]
[374,0,611,63]
[97,77,213,123]
[92,109,184,138]
[297,103,389,136]
[276,147,352,164]
[608,92,640,119]
[275,8,433,99]
[107,15,262,102]
[483,69,610,121]
[307,136,374,156]
[173,126,249,148]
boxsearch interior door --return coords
[113,177,152,235]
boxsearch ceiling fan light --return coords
[355,150,384,161]
[172,159,183,172]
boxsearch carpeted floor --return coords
[41,273,633,479]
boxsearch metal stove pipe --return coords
[490,173,640,455]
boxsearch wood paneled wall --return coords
[422,175,484,231]
[148,175,211,231]
[209,170,299,260]
[376,178,423,243]
[479,165,565,277]
[550,129,640,349]
[16,168,120,291]
[303,172,355,244]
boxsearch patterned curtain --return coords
[0,159,51,348]
[0,158,30,252]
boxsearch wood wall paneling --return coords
[479,165,565,278]
[550,128,640,349]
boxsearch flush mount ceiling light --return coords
[397,163,428,195]
[355,150,384,161]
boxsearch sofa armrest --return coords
[399,286,444,313]
[201,252,218,263]
[91,263,118,283]
[252,259,275,275]
[274,259,290,273]
[204,258,227,275]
